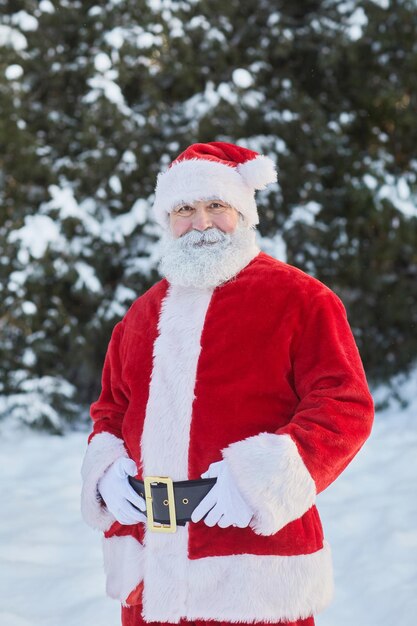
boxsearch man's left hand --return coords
[191,460,254,528]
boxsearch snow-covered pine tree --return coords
[0,0,162,432]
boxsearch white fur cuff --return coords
[103,534,145,605]
[80,431,129,531]
[221,432,316,535]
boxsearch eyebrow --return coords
[173,200,229,210]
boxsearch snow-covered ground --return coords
[1,369,416,626]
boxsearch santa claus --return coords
[80,141,374,626]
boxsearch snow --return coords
[189,15,210,29]
[83,68,146,126]
[74,261,102,294]
[128,198,148,225]
[257,229,287,262]
[0,428,114,626]
[8,214,64,259]
[137,31,160,48]
[345,7,368,41]
[267,13,281,27]
[10,11,39,32]
[44,185,89,221]
[361,164,417,219]
[94,52,112,73]
[0,376,77,430]
[241,89,265,108]
[109,175,122,194]
[5,64,24,80]
[21,348,36,367]
[21,301,37,315]
[363,173,378,190]
[284,201,322,230]
[120,149,137,174]
[370,0,390,7]
[104,25,163,51]
[217,82,238,105]
[187,16,225,42]
[88,6,103,17]
[183,82,221,123]
[184,78,265,118]
[339,112,355,125]
[1,366,416,625]
[36,184,152,247]
[84,74,125,107]
[38,0,55,13]
[104,27,126,49]
[0,25,28,50]
[377,176,417,218]
[281,109,298,122]
[317,367,417,625]
[232,69,253,89]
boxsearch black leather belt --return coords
[128,475,217,532]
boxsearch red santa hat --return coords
[152,141,277,229]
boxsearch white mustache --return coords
[179,228,229,247]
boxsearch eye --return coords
[175,205,194,214]
[209,202,226,210]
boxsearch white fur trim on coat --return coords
[103,534,145,605]
[141,525,333,623]
[221,432,316,535]
[187,539,333,623]
[139,284,213,621]
[152,158,259,229]
[80,431,128,531]
[140,283,213,482]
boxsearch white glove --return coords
[191,460,254,528]
[98,457,147,525]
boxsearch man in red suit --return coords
[80,142,374,626]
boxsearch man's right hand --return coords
[98,457,147,525]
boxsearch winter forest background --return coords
[1,1,416,625]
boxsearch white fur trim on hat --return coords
[153,158,259,229]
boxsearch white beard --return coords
[157,219,260,289]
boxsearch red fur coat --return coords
[80,251,374,624]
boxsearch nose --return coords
[192,209,212,231]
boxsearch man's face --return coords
[169,199,240,238]
[158,198,258,289]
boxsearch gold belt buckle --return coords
[143,476,177,533]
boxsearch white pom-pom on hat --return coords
[237,154,278,190]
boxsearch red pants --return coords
[121,605,315,626]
